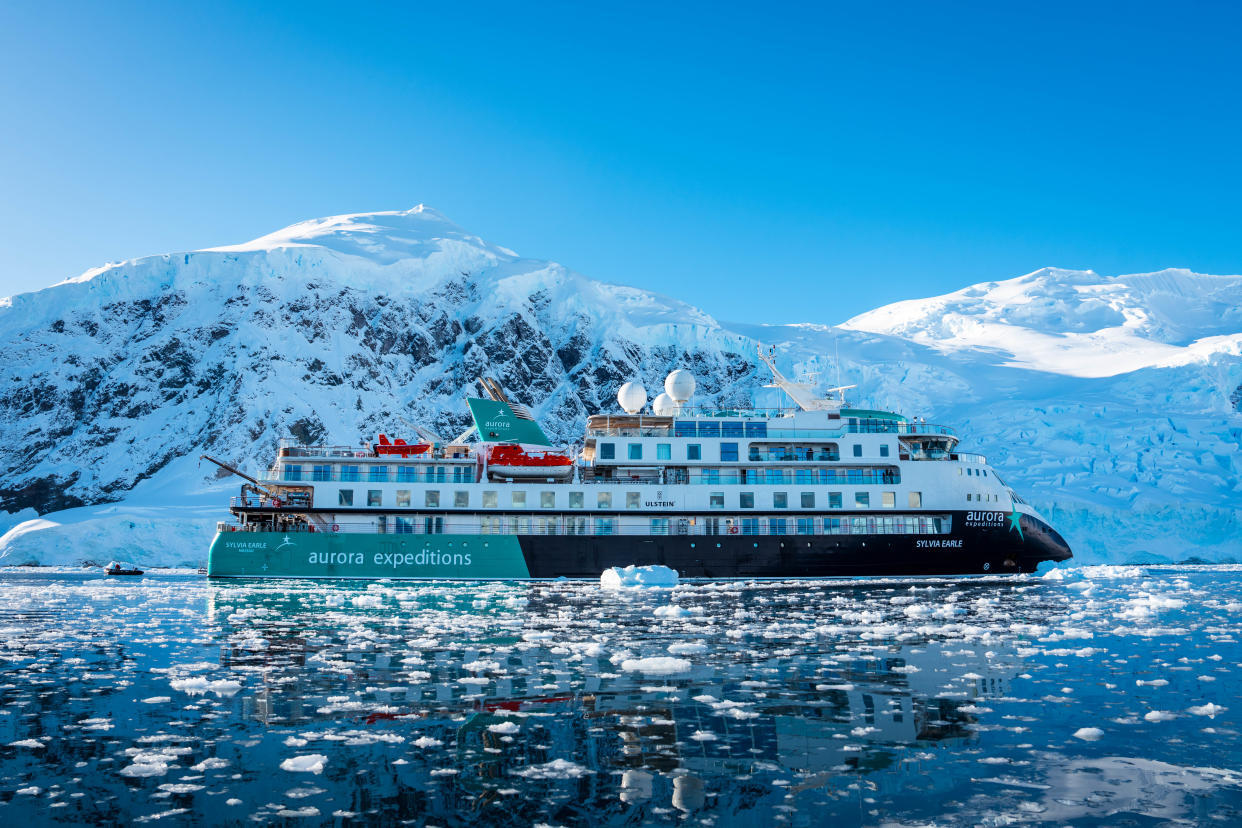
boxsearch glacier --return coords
[1,205,1238,567]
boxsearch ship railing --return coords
[260,469,479,484]
[747,450,840,462]
[254,468,902,487]
[217,514,953,537]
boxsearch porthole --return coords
[690,543,696,548]
[716,543,721,548]
[753,543,758,548]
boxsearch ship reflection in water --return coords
[1,568,1240,825]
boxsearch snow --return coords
[280,754,328,774]
[1,206,1240,567]
[600,565,680,590]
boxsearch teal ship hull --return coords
[207,532,531,579]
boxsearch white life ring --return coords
[331,523,340,533]
[728,526,738,535]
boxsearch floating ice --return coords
[281,754,328,774]
[513,758,593,779]
[170,677,242,697]
[620,656,692,675]
[1073,727,1105,740]
[8,738,44,748]
[1144,710,1178,722]
[600,565,679,590]
[1188,703,1226,717]
[488,721,520,734]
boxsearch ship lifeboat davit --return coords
[488,444,574,479]
[374,434,432,457]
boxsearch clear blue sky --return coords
[1,1,1239,323]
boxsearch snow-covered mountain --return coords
[1,207,1238,566]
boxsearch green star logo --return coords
[1007,511,1024,540]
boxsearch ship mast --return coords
[756,344,854,412]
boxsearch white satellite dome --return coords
[665,369,696,404]
[617,382,647,414]
[652,392,677,417]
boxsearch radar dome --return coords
[665,369,696,404]
[652,392,677,417]
[617,382,647,414]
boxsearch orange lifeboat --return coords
[373,434,432,458]
[488,444,574,479]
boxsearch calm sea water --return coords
[0,566,1238,826]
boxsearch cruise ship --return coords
[206,350,1072,579]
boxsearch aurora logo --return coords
[1007,511,1024,540]
[275,535,297,552]
[484,419,511,429]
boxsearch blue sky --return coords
[1,1,1239,323]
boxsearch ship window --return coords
[709,492,725,509]
[828,492,842,509]
[339,489,354,507]
[425,516,443,534]
[397,466,417,482]
[569,491,584,508]
[651,518,670,535]
[698,421,720,437]
[741,518,759,535]
[628,443,643,460]
[720,443,739,462]
[773,492,788,509]
[453,467,469,483]
[454,491,469,508]
[565,516,587,535]
[909,491,922,508]
[312,464,331,481]
[852,445,862,458]
[797,517,814,535]
[368,489,382,507]
[674,420,697,437]
[882,491,895,508]
[511,491,527,507]
[626,491,640,509]
[966,493,972,501]
[595,518,616,536]
[657,443,671,460]
[597,491,612,508]
[702,468,720,484]
[982,470,988,477]
[370,466,387,482]
[740,492,754,509]
[880,445,889,457]
[396,516,414,534]
[396,490,411,507]
[722,421,744,437]
[425,491,440,507]
[855,492,870,508]
[745,422,767,437]
[599,443,616,460]
[283,464,303,482]
[482,490,497,508]
[541,491,555,508]
[341,465,360,482]
[770,518,787,535]
[687,444,702,461]
[801,492,815,508]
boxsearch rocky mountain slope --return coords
[1,207,1239,565]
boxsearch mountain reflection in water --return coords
[0,567,1240,826]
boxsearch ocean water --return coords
[0,566,1238,826]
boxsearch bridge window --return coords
[698,422,720,438]
[674,421,697,437]
[745,422,767,437]
[722,421,744,437]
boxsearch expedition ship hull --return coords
[207,511,1071,580]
